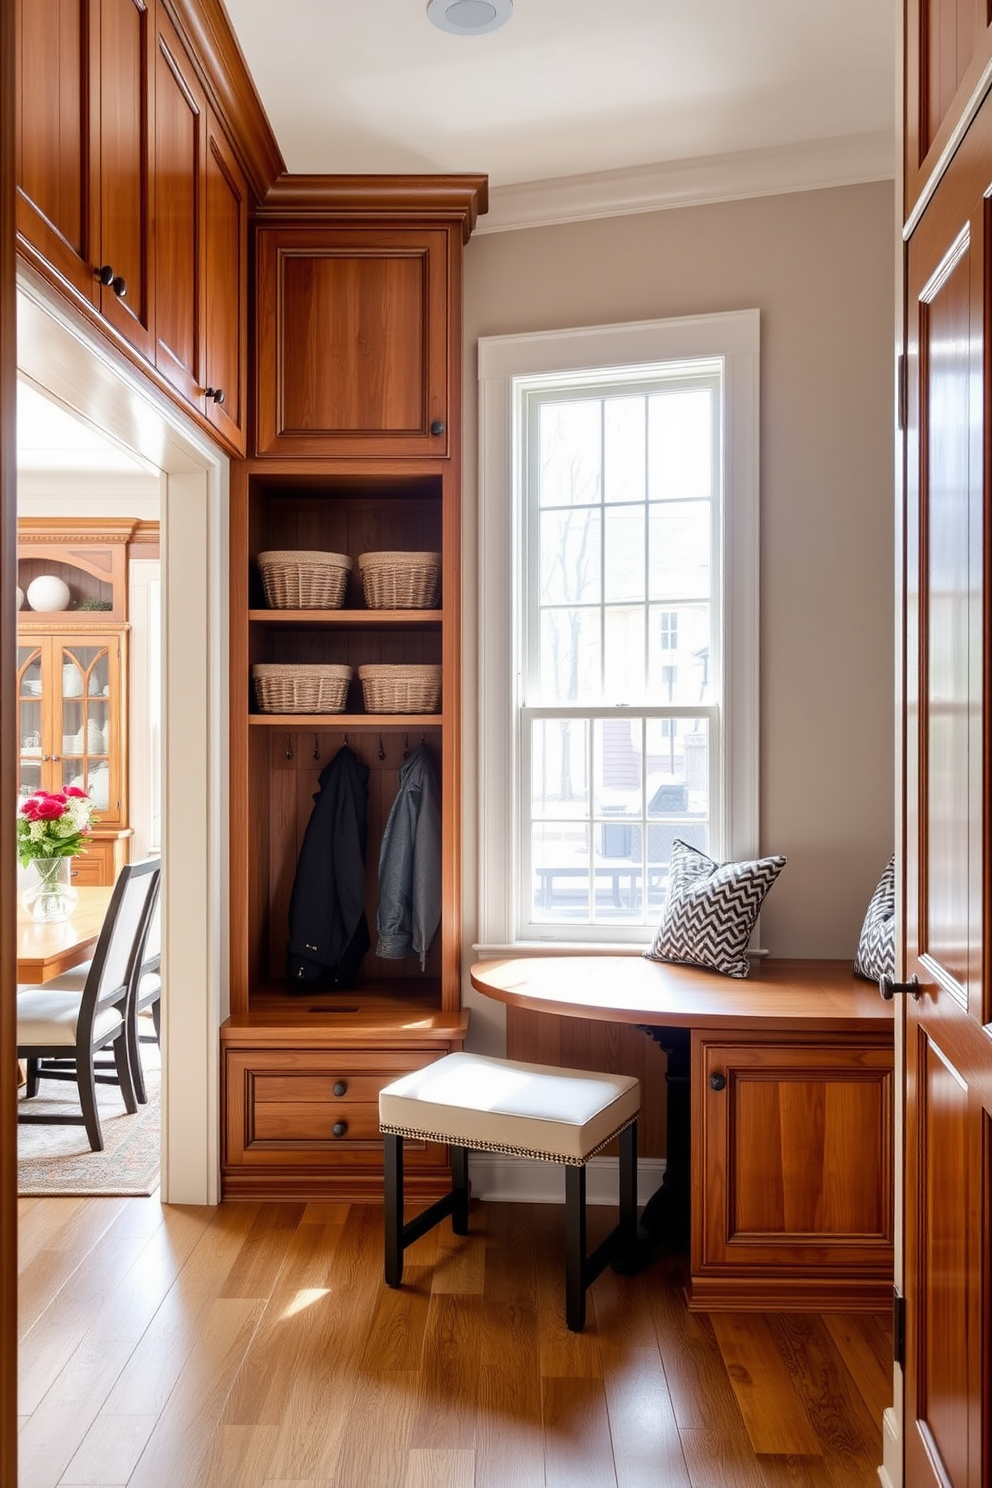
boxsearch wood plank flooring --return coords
[17,1194,892,1488]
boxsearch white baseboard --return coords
[468,1153,665,1207]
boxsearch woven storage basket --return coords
[252,664,353,714]
[358,551,441,609]
[258,550,352,610]
[358,663,442,714]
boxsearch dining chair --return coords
[128,887,161,1105]
[16,857,161,1152]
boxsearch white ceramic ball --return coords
[26,575,71,612]
[15,586,24,609]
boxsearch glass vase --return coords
[22,857,79,923]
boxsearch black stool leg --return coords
[451,1145,469,1235]
[384,1132,404,1286]
[564,1163,587,1332]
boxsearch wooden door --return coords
[203,111,247,452]
[14,0,100,304]
[97,0,154,357]
[253,225,451,458]
[903,83,992,1488]
[152,1,204,403]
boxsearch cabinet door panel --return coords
[904,0,992,218]
[15,0,99,302]
[255,227,450,458]
[98,0,153,356]
[203,116,247,452]
[153,6,203,401]
[695,1038,894,1273]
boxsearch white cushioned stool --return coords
[378,1051,640,1331]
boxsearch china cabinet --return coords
[221,175,487,1201]
[16,520,139,884]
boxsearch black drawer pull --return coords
[879,975,921,1001]
[332,1080,348,1097]
[332,1120,348,1138]
[430,420,445,436]
[709,1072,727,1092]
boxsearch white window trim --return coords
[476,310,760,953]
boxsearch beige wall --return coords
[461,179,895,959]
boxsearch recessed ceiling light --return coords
[426,0,513,35]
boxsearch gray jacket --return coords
[376,744,441,969]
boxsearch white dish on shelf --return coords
[23,680,42,696]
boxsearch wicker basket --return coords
[258,550,352,610]
[252,664,353,714]
[358,551,441,610]
[358,663,442,714]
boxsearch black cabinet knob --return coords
[709,1072,727,1092]
[96,264,115,286]
[332,1120,348,1138]
[204,387,225,405]
[429,420,445,436]
[332,1080,348,1097]
[111,274,127,298]
[879,974,921,1001]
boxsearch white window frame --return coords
[476,310,760,951]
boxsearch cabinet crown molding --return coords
[257,174,490,242]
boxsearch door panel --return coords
[14,0,99,302]
[203,115,247,451]
[904,84,992,1488]
[98,0,153,356]
[153,5,203,401]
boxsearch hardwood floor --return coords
[17,1194,892,1488]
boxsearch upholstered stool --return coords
[378,1051,640,1331]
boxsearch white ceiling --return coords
[224,0,896,194]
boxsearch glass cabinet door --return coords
[17,644,45,800]
[57,639,121,824]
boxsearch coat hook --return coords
[313,734,320,760]
[378,733,386,761]
[285,735,294,760]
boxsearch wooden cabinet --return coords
[15,520,140,884]
[15,0,155,359]
[223,176,487,1201]
[904,0,992,220]
[691,1031,894,1311]
[153,5,248,451]
[14,0,259,455]
[253,218,454,459]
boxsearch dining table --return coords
[16,884,113,985]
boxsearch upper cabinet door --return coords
[904,0,992,221]
[15,0,100,304]
[152,2,205,403]
[203,113,248,454]
[254,226,452,459]
[95,0,155,357]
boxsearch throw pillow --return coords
[853,856,895,983]
[645,838,787,979]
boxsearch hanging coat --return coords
[376,743,441,970]
[287,745,371,987]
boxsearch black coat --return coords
[287,746,371,987]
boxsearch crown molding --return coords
[477,131,895,235]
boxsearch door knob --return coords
[204,387,225,405]
[96,263,115,286]
[332,1121,348,1138]
[111,274,127,298]
[709,1071,727,1092]
[879,975,921,1001]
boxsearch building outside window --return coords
[477,311,759,947]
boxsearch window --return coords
[477,311,759,947]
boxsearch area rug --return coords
[17,1046,160,1196]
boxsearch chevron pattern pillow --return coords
[853,856,895,983]
[646,839,787,979]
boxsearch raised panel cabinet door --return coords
[903,88,992,1488]
[152,3,204,404]
[904,0,990,220]
[97,0,154,357]
[694,1037,894,1275]
[254,226,451,458]
[14,0,100,304]
[203,113,247,453]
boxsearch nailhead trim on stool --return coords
[378,1051,640,1331]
